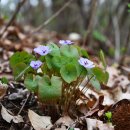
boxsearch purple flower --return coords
[30,60,42,70]
[78,57,95,69]
[34,46,51,56]
[59,40,73,45]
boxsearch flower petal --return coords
[78,57,95,69]
[34,46,51,56]
[30,60,42,70]
[59,40,73,45]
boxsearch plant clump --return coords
[10,40,109,114]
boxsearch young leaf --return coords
[99,50,107,70]
[60,63,77,83]
[38,75,62,101]
[105,111,112,122]
[93,30,107,42]
[92,67,109,84]
[1,77,8,84]
[24,74,41,92]
[128,3,130,8]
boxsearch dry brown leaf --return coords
[55,116,74,127]
[86,118,114,130]
[28,109,52,130]
[107,66,120,87]
[1,105,24,123]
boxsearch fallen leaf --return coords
[55,116,74,127]
[28,109,52,130]
[1,105,24,123]
[86,118,114,130]
[106,66,120,87]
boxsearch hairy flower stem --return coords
[63,77,81,115]
[80,75,94,93]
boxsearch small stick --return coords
[0,0,26,38]
[30,0,74,35]
[17,92,30,115]
[83,0,98,47]
[119,26,130,66]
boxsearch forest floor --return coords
[0,21,130,130]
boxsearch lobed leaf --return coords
[60,45,79,58]
[38,75,62,101]
[10,51,34,68]
[60,63,78,83]
[24,74,41,92]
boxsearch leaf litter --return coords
[0,19,130,130]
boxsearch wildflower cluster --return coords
[10,40,108,113]
[30,42,95,70]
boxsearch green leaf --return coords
[47,43,60,56]
[92,67,109,84]
[93,30,107,42]
[45,55,53,69]
[128,3,130,8]
[38,75,62,101]
[24,74,41,92]
[71,59,87,77]
[10,51,34,68]
[0,77,8,84]
[41,63,48,74]
[99,50,107,70]
[12,63,30,80]
[60,63,77,83]
[52,55,68,70]
[105,111,112,122]
[90,77,101,90]
[69,128,74,130]
[105,111,112,120]
[80,49,89,58]
[39,56,45,62]
[60,45,79,58]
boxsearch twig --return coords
[83,0,98,47]
[112,15,120,62]
[80,75,94,93]
[30,0,74,35]
[0,0,26,38]
[0,0,1,18]
[17,92,30,115]
[119,26,130,65]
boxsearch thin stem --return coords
[80,75,94,93]
[17,92,30,115]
